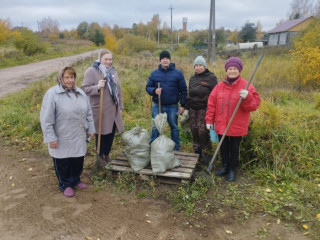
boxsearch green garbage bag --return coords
[122,127,150,172]
[151,113,181,173]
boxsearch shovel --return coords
[207,54,264,172]
[152,82,167,141]
[96,73,104,169]
[158,82,161,113]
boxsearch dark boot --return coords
[202,154,213,163]
[227,170,236,182]
[195,148,202,158]
[215,165,229,176]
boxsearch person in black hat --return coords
[146,50,187,151]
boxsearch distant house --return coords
[267,16,315,46]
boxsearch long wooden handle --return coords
[158,82,161,113]
[97,74,104,155]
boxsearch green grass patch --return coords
[0,39,98,69]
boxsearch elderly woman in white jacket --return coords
[40,66,95,198]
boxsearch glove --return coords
[183,110,189,117]
[98,80,105,89]
[239,89,248,99]
[206,124,213,130]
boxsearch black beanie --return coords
[159,50,171,61]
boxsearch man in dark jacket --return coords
[146,50,187,151]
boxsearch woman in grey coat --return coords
[40,66,95,197]
[82,49,124,167]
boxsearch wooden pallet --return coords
[107,151,200,184]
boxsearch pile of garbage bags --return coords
[122,113,180,173]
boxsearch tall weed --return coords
[241,90,320,179]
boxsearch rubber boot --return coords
[227,170,236,182]
[202,154,213,163]
[195,148,202,159]
[215,165,229,176]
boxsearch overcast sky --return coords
[1,0,293,32]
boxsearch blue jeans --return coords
[150,103,180,151]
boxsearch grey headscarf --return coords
[92,49,118,106]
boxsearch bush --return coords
[174,47,189,57]
[58,32,65,39]
[116,34,157,55]
[241,90,320,179]
[14,28,47,56]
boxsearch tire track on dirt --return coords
[0,50,100,99]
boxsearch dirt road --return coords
[0,53,310,240]
[0,145,309,240]
[0,50,100,98]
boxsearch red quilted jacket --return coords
[205,76,261,136]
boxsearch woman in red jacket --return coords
[205,57,261,181]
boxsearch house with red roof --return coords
[267,16,315,46]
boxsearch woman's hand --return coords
[88,133,95,138]
[49,141,58,149]
[98,80,106,89]
[179,107,185,115]
[239,89,248,99]
[206,124,213,130]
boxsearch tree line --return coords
[1,0,319,54]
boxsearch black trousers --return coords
[95,123,116,156]
[53,156,84,191]
[218,135,242,171]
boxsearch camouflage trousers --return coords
[189,109,212,154]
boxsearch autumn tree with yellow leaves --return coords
[102,24,118,52]
[291,18,320,88]
[0,18,19,44]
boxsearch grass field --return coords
[0,39,98,69]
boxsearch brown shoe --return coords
[97,155,107,168]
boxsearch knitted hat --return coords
[225,57,243,72]
[159,50,171,61]
[193,56,206,68]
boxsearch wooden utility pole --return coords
[157,19,160,47]
[208,3,213,63]
[169,4,173,50]
[208,0,216,65]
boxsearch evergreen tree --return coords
[239,22,257,42]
